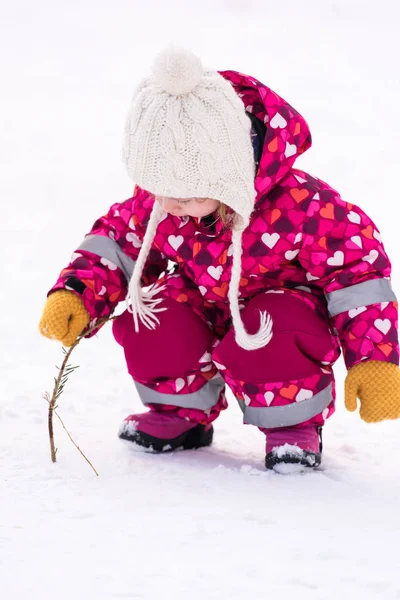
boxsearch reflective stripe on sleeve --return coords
[326,279,396,317]
[77,234,136,282]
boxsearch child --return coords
[39,47,400,471]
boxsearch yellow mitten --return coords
[345,361,400,423]
[39,290,90,347]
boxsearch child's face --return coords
[156,196,220,219]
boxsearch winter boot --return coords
[118,411,214,452]
[264,425,322,471]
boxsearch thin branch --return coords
[46,337,81,462]
[44,313,118,472]
[53,407,99,476]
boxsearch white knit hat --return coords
[123,47,272,350]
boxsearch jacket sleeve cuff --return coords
[331,301,399,369]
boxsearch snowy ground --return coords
[1,1,400,598]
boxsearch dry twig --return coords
[43,315,117,475]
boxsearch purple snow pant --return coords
[113,274,340,430]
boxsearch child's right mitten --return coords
[39,290,90,347]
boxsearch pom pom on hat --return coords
[152,46,204,96]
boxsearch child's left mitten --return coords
[345,361,400,423]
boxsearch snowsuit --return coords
[49,70,399,430]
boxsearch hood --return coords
[219,70,312,204]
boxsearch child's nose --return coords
[162,198,181,214]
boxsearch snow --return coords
[272,443,311,459]
[118,418,138,438]
[1,0,400,598]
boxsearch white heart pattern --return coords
[199,286,207,296]
[285,249,300,261]
[168,235,184,251]
[175,378,185,392]
[350,236,362,248]
[187,374,196,386]
[306,272,320,281]
[296,389,313,402]
[294,232,303,244]
[362,250,379,264]
[179,216,190,228]
[207,265,223,280]
[327,251,344,266]
[348,306,366,318]
[262,232,280,249]
[270,112,287,129]
[212,360,226,371]
[264,391,274,406]
[373,230,382,242]
[348,211,361,224]
[199,351,212,363]
[243,394,251,406]
[294,174,307,184]
[285,142,297,158]
[100,257,118,270]
[375,318,391,334]
[126,232,143,248]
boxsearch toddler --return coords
[39,47,400,470]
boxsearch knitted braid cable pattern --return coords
[229,226,273,350]
[123,72,256,209]
[127,200,167,331]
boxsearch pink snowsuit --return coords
[50,70,399,430]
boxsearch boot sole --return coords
[265,427,323,471]
[119,423,214,453]
[265,450,321,470]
